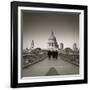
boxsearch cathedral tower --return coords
[30,40,34,50]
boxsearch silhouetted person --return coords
[48,50,51,60]
[55,50,58,59]
[48,50,58,60]
[52,50,58,60]
[51,51,54,59]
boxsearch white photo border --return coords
[18,6,84,83]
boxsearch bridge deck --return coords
[22,56,79,77]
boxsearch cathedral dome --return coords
[48,31,58,50]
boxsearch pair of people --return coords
[48,50,58,60]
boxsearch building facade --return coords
[73,43,79,52]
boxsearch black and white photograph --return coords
[22,10,79,77]
[11,1,87,88]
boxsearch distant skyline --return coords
[22,10,79,49]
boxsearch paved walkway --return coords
[22,56,79,77]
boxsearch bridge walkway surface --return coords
[22,56,79,77]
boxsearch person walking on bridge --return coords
[48,50,51,60]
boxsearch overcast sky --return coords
[22,10,79,49]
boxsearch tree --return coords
[64,48,73,55]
